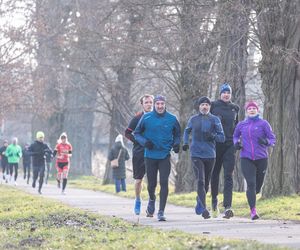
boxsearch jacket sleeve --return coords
[134,116,147,146]
[183,118,192,145]
[125,116,139,143]
[108,148,114,161]
[233,122,242,144]
[264,121,276,146]
[172,118,181,146]
[214,116,225,143]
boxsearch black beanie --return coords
[198,96,211,106]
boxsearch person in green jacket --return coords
[5,137,22,185]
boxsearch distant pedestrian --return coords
[53,133,72,195]
[0,140,9,183]
[183,96,225,219]
[44,143,53,185]
[134,95,181,221]
[210,83,239,218]
[125,94,154,215]
[22,143,32,184]
[29,131,52,194]
[108,134,130,193]
[233,101,276,220]
[5,137,22,185]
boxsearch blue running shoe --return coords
[157,210,166,221]
[195,197,205,215]
[134,199,141,215]
[146,199,155,217]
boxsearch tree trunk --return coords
[255,0,300,196]
[217,0,250,192]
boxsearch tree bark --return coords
[255,0,300,196]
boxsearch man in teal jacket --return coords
[5,137,22,185]
[134,95,181,221]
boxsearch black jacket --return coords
[108,142,130,179]
[22,148,32,165]
[29,140,52,167]
[0,146,8,166]
[211,100,239,142]
[125,112,144,154]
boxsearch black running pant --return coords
[192,157,215,208]
[9,163,19,181]
[32,165,45,191]
[240,158,268,209]
[145,156,171,212]
[211,142,235,208]
[1,162,9,177]
[23,163,31,180]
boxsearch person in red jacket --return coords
[53,133,72,194]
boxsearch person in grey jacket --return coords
[183,96,225,219]
[108,134,130,193]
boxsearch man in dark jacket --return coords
[22,143,32,184]
[210,83,239,218]
[0,140,9,183]
[29,131,52,194]
[125,94,153,215]
[134,95,181,221]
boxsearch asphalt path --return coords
[11,179,300,249]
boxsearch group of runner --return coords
[0,132,72,195]
[125,83,276,221]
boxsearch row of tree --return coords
[0,0,299,197]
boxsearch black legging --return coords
[2,162,9,178]
[9,163,19,181]
[211,143,235,208]
[23,163,31,181]
[32,165,45,191]
[145,156,171,212]
[192,157,215,208]
[240,158,268,209]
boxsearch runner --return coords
[183,96,225,219]
[53,133,72,195]
[29,131,52,194]
[0,140,9,183]
[22,143,32,184]
[233,101,276,220]
[125,94,154,215]
[5,137,22,185]
[134,95,181,221]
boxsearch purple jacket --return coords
[233,116,276,160]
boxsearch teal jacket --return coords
[134,110,181,159]
[6,144,22,164]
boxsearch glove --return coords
[234,142,243,150]
[258,137,269,146]
[144,140,154,149]
[173,144,180,153]
[204,132,215,142]
[182,144,189,151]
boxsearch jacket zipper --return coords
[248,121,255,160]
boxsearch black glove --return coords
[258,137,269,146]
[204,132,215,142]
[145,140,154,149]
[182,144,189,151]
[173,144,180,153]
[234,142,243,150]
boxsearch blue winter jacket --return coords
[183,113,225,158]
[134,110,181,159]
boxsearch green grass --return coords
[68,175,300,221]
[0,185,285,250]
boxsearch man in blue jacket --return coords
[183,96,225,219]
[134,95,181,221]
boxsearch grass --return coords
[0,185,285,250]
[68,175,300,221]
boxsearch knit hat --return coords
[154,95,166,103]
[115,134,125,147]
[198,96,211,106]
[36,131,45,139]
[245,101,259,110]
[220,83,232,95]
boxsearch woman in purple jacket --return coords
[233,101,276,220]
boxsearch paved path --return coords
[13,181,300,249]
